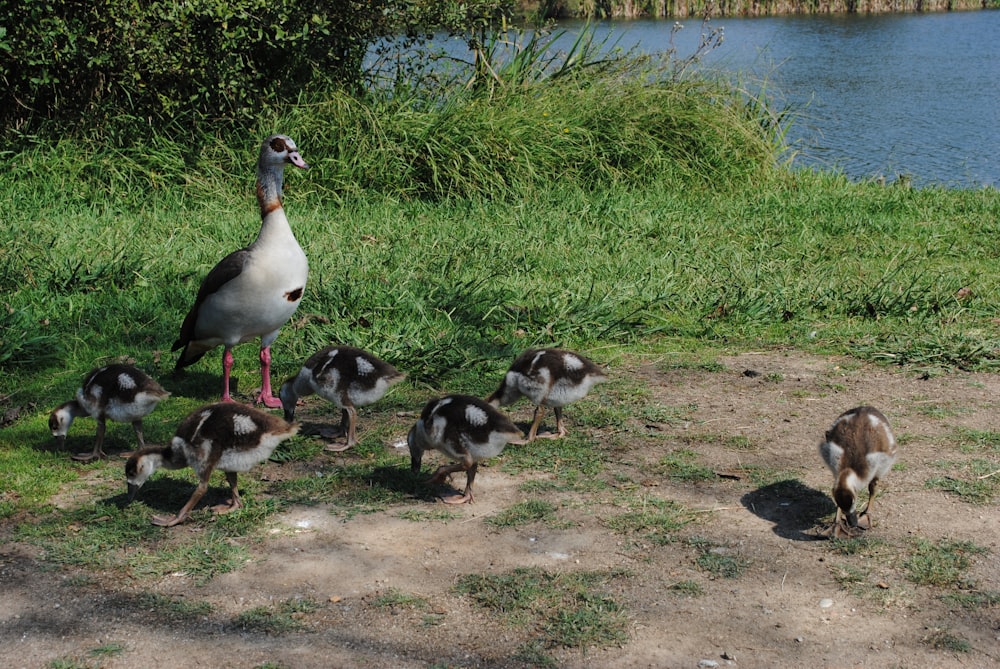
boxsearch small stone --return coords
[795,636,804,643]
[698,661,719,669]
[819,598,834,609]
[721,651,736,661]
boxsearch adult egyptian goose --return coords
[172,135,310,408]
[125,402,299,527]
[49,364,170,462]
[818,406,898,538]
[486,348,608,441]
[408,394,524,504]
[279,345,404,451]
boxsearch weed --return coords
[951,427,1000,453]
[455,567,629,650]
[138,593,214,620]
[656,448,716,482]
[738,468,802,489]
[512,641,557,667]
[486,500,557,528]
[641,403,699,425]
[913,402,967,419]
[372,588,427,609]
[941,590,1000,609]
[678,432,755,451]
[501,434,608,491]
[667,580,705,596]
[48,659,97,669]
[826,536,899,561]
[922,628,972,653]
[657,359,725,374]
[925,459,1000,504]
[605,495,696,545]
[87,643,125,658]
[234,597,319,635]
[689,537,749,578]
[903,539,986,587]
[396,508,460,522]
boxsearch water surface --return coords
[560,11,1000,187]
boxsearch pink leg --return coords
[221,347,236,403]
[441,464,478,504]
[256,347,282,408]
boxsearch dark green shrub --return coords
[0,0,511,141]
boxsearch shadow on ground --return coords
[741,479,836,541]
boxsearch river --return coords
[555,10,1000,188]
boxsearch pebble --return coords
[698,661,719,668]
[819,598,834,609]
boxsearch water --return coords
[555,11,1000,188]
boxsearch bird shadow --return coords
[166,370,231,402]
[103,475,230,515]
[740,479,837,541]
[363,464,464,503]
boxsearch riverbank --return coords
[530,0,996,19]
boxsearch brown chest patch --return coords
[285,287,303,302]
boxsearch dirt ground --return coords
[2,350,999,668]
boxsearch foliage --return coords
[455,567,630,649]
[903,538,986,587]
[485,499,558,527]
[0,0,513,141]
[234,597,319,634]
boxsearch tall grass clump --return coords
[292,25,782,200]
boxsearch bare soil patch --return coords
[2,350,999,668]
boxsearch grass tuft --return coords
[486,500,558,528]
[234,597,319,635]
[455,567,629,650]
[903,539,987,588]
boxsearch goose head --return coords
[262,135,310,171]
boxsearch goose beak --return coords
[289,151,310,170]
[126,483,141,504]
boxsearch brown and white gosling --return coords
[279,345,404,451]
[126,402,298,527]
[408,394,524,504]
[49,364,170,462]
[486,348,608,441]
[818,406,898,538]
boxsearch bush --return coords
[1,0,507,141]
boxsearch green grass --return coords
[604,495,697,545]
[667,579,705,597]
[2,29,1000,652]
[903,539,987,588]
[951,427,1000,453]
[922,628,972,653]
[455,567,629,651]
[139,592,215,620]
[688,536,749,579]
[14,500,255,585]
[656,448,717,482]
[234,597,319,634]
[372,588,428,609]
[925,459,1000,504]
[486,499,559,528]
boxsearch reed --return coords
[558,0,992,18]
